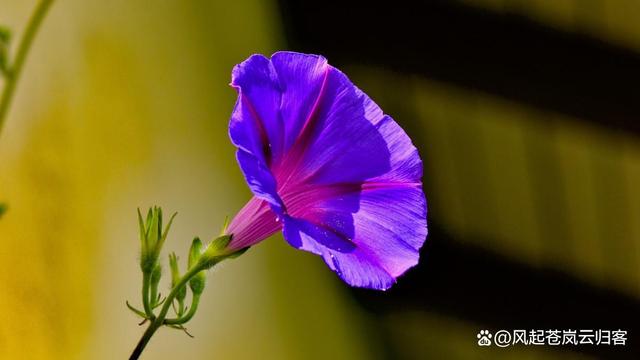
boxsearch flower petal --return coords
[227,196,282,250]
[235,150,284,214]
[270,52,329,153]
[274,66,393,188]
[282,214,394,290]
[229,52,331,211]
[283,216,355,253]
[368,115,423,184]
[230,54,283,164]
[282,184,426,290]
[273,61,426,288]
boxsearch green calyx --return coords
[191,233,249,271]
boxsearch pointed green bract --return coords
[126,301,148,319]
[137,208,147,254]
[157,211,177,258]
[147,207,161,256]
[220,215,230,235]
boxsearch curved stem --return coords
[164,294,200,325]
[0,0,55,138]
[129,264,206,360]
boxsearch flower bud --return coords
[188,238,206,295]
[138,207,176,273]
[149,263,162,307]
[169,252,186,312]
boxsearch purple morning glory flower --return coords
[225,52,427,290]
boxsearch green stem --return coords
[0,0,55,138]
[129,264,206,360]
[164,294,200,325]
[141,272,154,318]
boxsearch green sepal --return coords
[145,208,153,234]
[226,246,250,259]
[156,210,176,259]
[220,215,230,236]
[197,235,242,269]
[147,207,161,258]
[202,234,232,258]
[137,208,150,271]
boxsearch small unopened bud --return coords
[168,253,181,290]
[149,263,162,307]
[188,238,206,295]
[138,207,176,273]
[169,252,186,311]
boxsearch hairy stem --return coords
[0,0,55,138]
